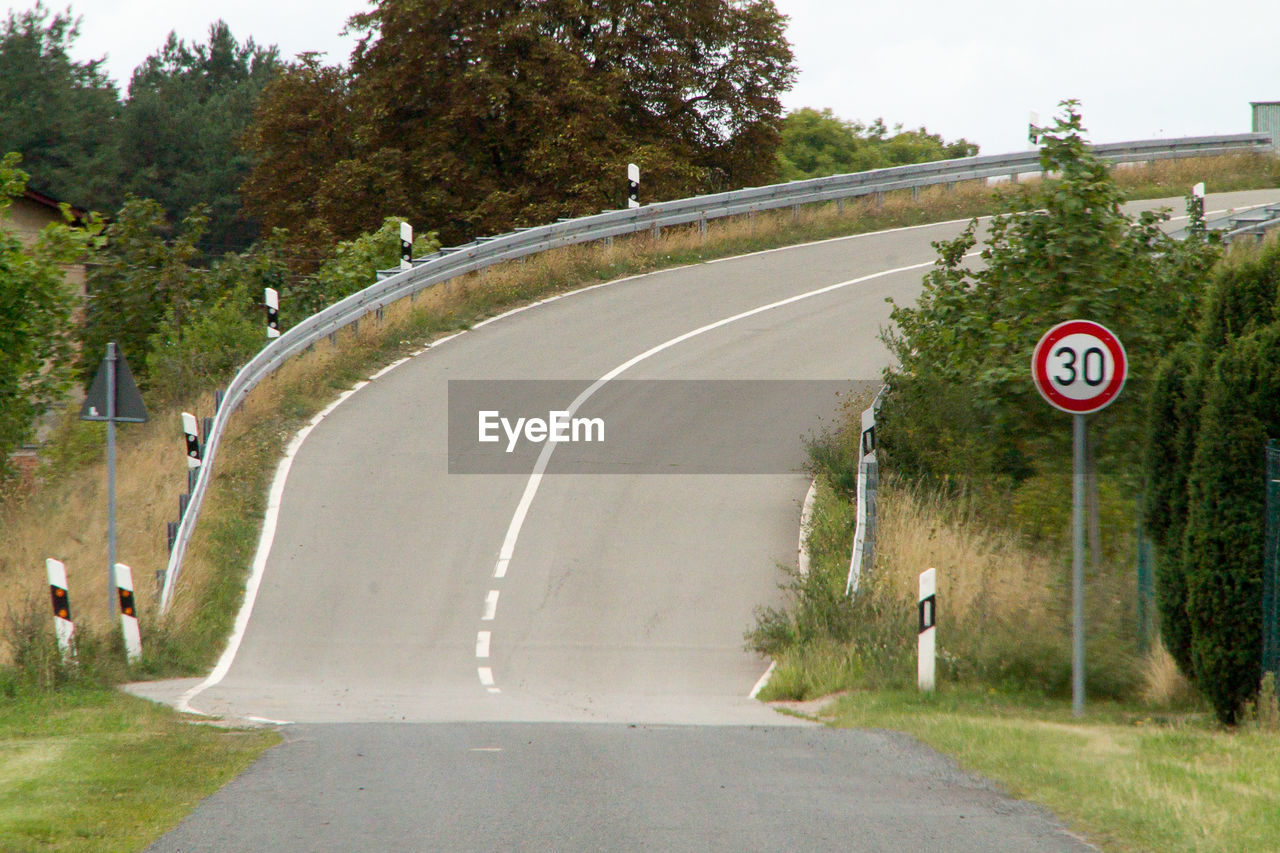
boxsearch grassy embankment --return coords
[0,151,1276,851]
[756,403,1280,852]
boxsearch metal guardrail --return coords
[158,131,1275,612]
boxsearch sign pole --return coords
[1032,319,1128,720]
[1072,413,1086,717]
[80,341,148,618]
[106,341,118,616]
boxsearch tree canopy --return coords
[242,0,797,249]
[0,3,120,211]
[777,108,978,181]
[0,153,99,472]
[118,22,281,255]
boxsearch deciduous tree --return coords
[0,153,99,474]
[242,0,796,247]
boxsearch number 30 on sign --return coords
[1031,320,1127,414]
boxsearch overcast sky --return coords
[21,0,1280,155]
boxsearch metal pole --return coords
[106,342,118,616]
[1072,413,1087,717]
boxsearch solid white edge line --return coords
[749,661,777,700]
[175,189,1256,716]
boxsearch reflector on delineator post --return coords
[115,562,142,663]
[45,558,74,658]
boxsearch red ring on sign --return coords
[1032,320,1127,414]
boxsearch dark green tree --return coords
[119,21,280,255]
[78,197,208,384]
[777,108,978,181]
[1182,321,1280,723]
[1144,247,1280,679]
[0,153,99,473]
[0,3,121,210]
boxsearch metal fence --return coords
[1264,441,1280,678]
[158,131,1275,612]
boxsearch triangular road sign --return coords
[80,345,149,423]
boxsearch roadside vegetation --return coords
[2,58,1278,843]
[750,102,1280,851]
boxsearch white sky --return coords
[18,0,1280,156]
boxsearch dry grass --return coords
[873,480,1059,631]
[1139,643,1198,707]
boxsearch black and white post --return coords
[627,163,640,209]
[400,221,413,270]
[115,562,142,663]
[182,412,202,469]
[918,568,937,692]
[1189,182,1206,235]
[265,287,280,339]
[46,558,74,658]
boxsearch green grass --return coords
[825,689,1280,853]
[0,687,278,852]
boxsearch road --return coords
[138,191,1280,851]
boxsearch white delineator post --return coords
[45,558,74,659]
[918,568,937,692]
[399,221,413,270]
[627,163,640,209]
[182,411,202,469]
[265,287,280,339]
[115,562,142,663]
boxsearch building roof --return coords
[20,186,89,223]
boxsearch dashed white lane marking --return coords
[483,255,966,697]
[482,590,500,621]
[179,193,1250,716]
[476,631,492,658]
[470,747,503,753]
[477,667,500,693]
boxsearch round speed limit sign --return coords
[1031,320,1127,414]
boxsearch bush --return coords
[1182,324,1280,723]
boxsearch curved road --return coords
[140,190,1280,851]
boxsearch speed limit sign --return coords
[1031,320,1127,414]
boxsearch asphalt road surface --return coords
[138,191,1280,851]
